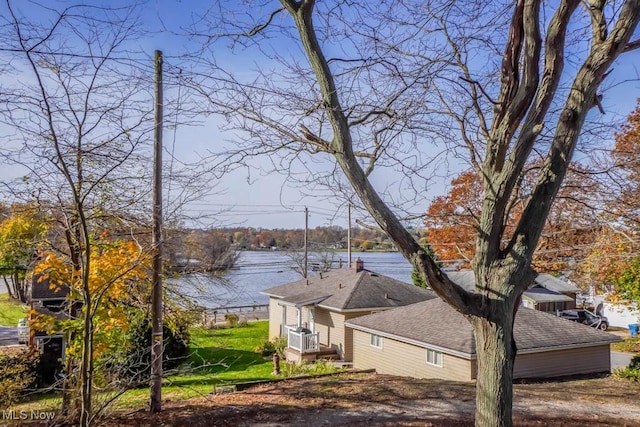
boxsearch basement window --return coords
[370,334,383,349]
[426,348,443,367]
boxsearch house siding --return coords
[268,298,283,340]
[314,308,332,348]
[352,330,474,381]
[514,345,611,379]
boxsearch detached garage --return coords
[346,298,620,381]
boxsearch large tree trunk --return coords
[471,307,517,427]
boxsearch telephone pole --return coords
[150,49,164,413]
[347,203,352,268]
[303,207,308,278]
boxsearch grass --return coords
[161,321,275,397]
[0,293,29,326]
[612,336,640,354]
[13,321,275,411]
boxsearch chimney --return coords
[354,257,364,273]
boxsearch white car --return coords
[17,318,29,344]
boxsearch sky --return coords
[1,0,639,230]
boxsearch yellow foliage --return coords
[34,238,151,360]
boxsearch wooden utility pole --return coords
[150,49,164,413]
[303,207,308,278]
[347,203,352,268]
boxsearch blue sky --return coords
[1,0,639,230]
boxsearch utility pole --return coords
[304,207,308,278]
[150,49,164,413]
[347,203,352,268]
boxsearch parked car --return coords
[558,309,609,331]
[17,318,29,344]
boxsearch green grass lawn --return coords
[163,322,274,394]
[0,293,29,326]
[14,321,274,411]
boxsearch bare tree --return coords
[0,2,154,425]
[188,1,640,425]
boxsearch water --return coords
[174,251,414,309]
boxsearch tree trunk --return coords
[14,272,26,303]
[471,311,517,427]
[79,306,93,427]
[2,276,15,299]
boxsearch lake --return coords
[175,251,414,309]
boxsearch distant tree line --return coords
[164,225,414,262]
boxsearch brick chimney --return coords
[354,257,364,272]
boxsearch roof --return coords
[522,287,574,304]
[447,270,577,292]
[447,270,578,302]
[31,276,70,301]
[261,267,436,311]
[346,298,621,357]
[535,274,579,293]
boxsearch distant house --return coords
[261,259,435,363]
[448,270,578,313]
[346,298,621,381]
[29,276,74,381]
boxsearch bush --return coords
[224,313,239,327]
[281,359,344,377]
[0,350,40,407]
[106,313,191,386]
[614,355,640,382]
[255,337,287,357]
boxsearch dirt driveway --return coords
[101,372,640,426]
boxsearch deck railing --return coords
[285,325,319,353]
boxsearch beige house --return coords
[261,259,435,362]
[346,298,621,381]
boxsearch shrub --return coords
[255,339,276,357]
[255,337,287,357]
[281,359,344,377]
[614,355,640,382]
[224,313,239,327]
[0,350,40,407]
[106,312,191,386]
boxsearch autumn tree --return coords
[425,171,481,267]
[192,1,640,425]
[0,205,48,301]
[575,101,640,291]
[0,3,153,425]
[426,167,601,274]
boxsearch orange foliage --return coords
[425,168,600,273]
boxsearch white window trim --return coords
[426,348,443,367]
[370,333,383,349]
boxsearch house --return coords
[346,298,621,381]
[448,270,579,313]
[261,259,435,362]
[29,276,73,382]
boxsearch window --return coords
[426,348,443,367]
[370,334,383,349]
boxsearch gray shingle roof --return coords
[535,273,579,293]
[346,298,621,356]
[261,268,436,311]
[447,270,578,293]
[522,287,574,303]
